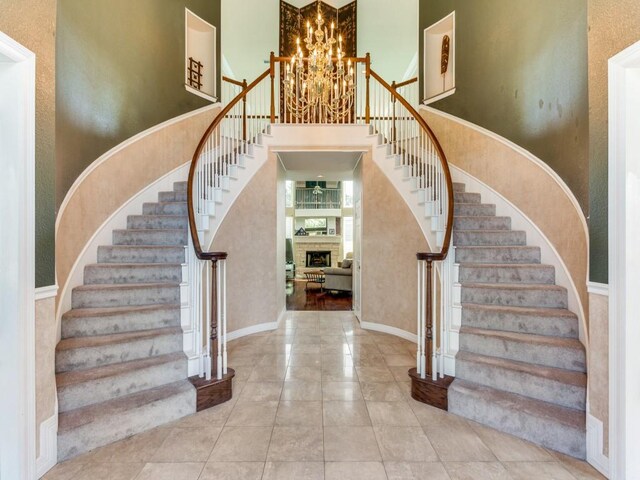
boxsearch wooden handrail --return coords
[369,68,454,261]
[222,75,245,87]
[392,77,418,89]
[187,68,271,260]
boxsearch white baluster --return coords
[432,261,438,381]
[416,260,422,374]
[222,259,228,375]
[216,260,223,380]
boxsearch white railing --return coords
[188,54,454,393]
[187,228,228,380]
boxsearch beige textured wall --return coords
[35,296,56,457]
[421,109,589,332]
[211,154,279,332]
[587,0,640,283]
[0,0,57,287]
[361,152,428,334]
[56,106,219,315]
[588,292,609,455]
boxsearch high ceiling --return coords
[277,151,362,180]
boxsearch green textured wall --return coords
[0,0,57,287]
[56,0,220,207]
[419,0,589,215]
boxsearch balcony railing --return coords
[295,188,342,209]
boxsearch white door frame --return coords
[0,31,37,479]
[608,38,640,480]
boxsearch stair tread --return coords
[57,326,182,351]
[459,263,553,269]
[57,352,185,388]
[58,380,193,432]
[456,245,538,250]
[113,228,186,233]
[462,282,566,292]
[86,263,183,268]
[73,282,180,292]
[456,351,586,387]
[460,326,584,351]
[455,229,525,234]
[128,214,187,218]
[63,304,180,320]
[461,302,577,318]
[451,379,585,430]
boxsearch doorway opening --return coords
[0,31,36,479]
[278,151,362,311]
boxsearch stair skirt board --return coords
[56,179,199,461]
[450,165,586,345]
[56,162,191,338]
[445,174,587,459]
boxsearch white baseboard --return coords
[36,408,57,478]
[587,413,610,478]
[227,308,286,342]
[35,285,58,301]
[587,282,609,297]
[360,321,417,343]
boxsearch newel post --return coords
[210,259,219,378]
[424,259,433,378]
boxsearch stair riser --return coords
[72,285,180,309]
[448,387,585,459]
[84,265,182,285]
[127,216,187,230]
[462,286,567,309]
[455,247,541,264]
[173,182,188,192]
[62,308,181,338]
[56,333,183,373]
[459,266,555,285]
[97,246,185,264]
[452,182,466,193]
[459,332,586,372]
[158,191,187,202]
[58,358,187,412]
[461,308,578,338]
[454,231,526,246]
[113,230,187,246]
[454,217,511,230]
[58,385,195,461]
[454,192,481,204]
[143,203,188,215]
[456,359,586,410]
[454,204,496,216]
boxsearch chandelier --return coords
[283,5,355,122]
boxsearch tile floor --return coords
[43,311,605,480]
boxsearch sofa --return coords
[323,258,353,292]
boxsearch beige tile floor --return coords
[43,311,605,480]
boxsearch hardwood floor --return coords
[286,279,352,311]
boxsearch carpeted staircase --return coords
[447,182,587,459]
[56,181,196,461]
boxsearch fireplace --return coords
[306,250,331,268]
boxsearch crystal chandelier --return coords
[284,5,355,122]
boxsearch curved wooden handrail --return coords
[369,69,454,261]
[187,68,271,260]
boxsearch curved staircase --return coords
[447,183,587,458]
[56,182,195,461]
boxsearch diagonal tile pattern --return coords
[44,311,604,479]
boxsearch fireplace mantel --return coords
[293,235,342,244]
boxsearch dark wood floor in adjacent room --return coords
[286,279,353,311]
